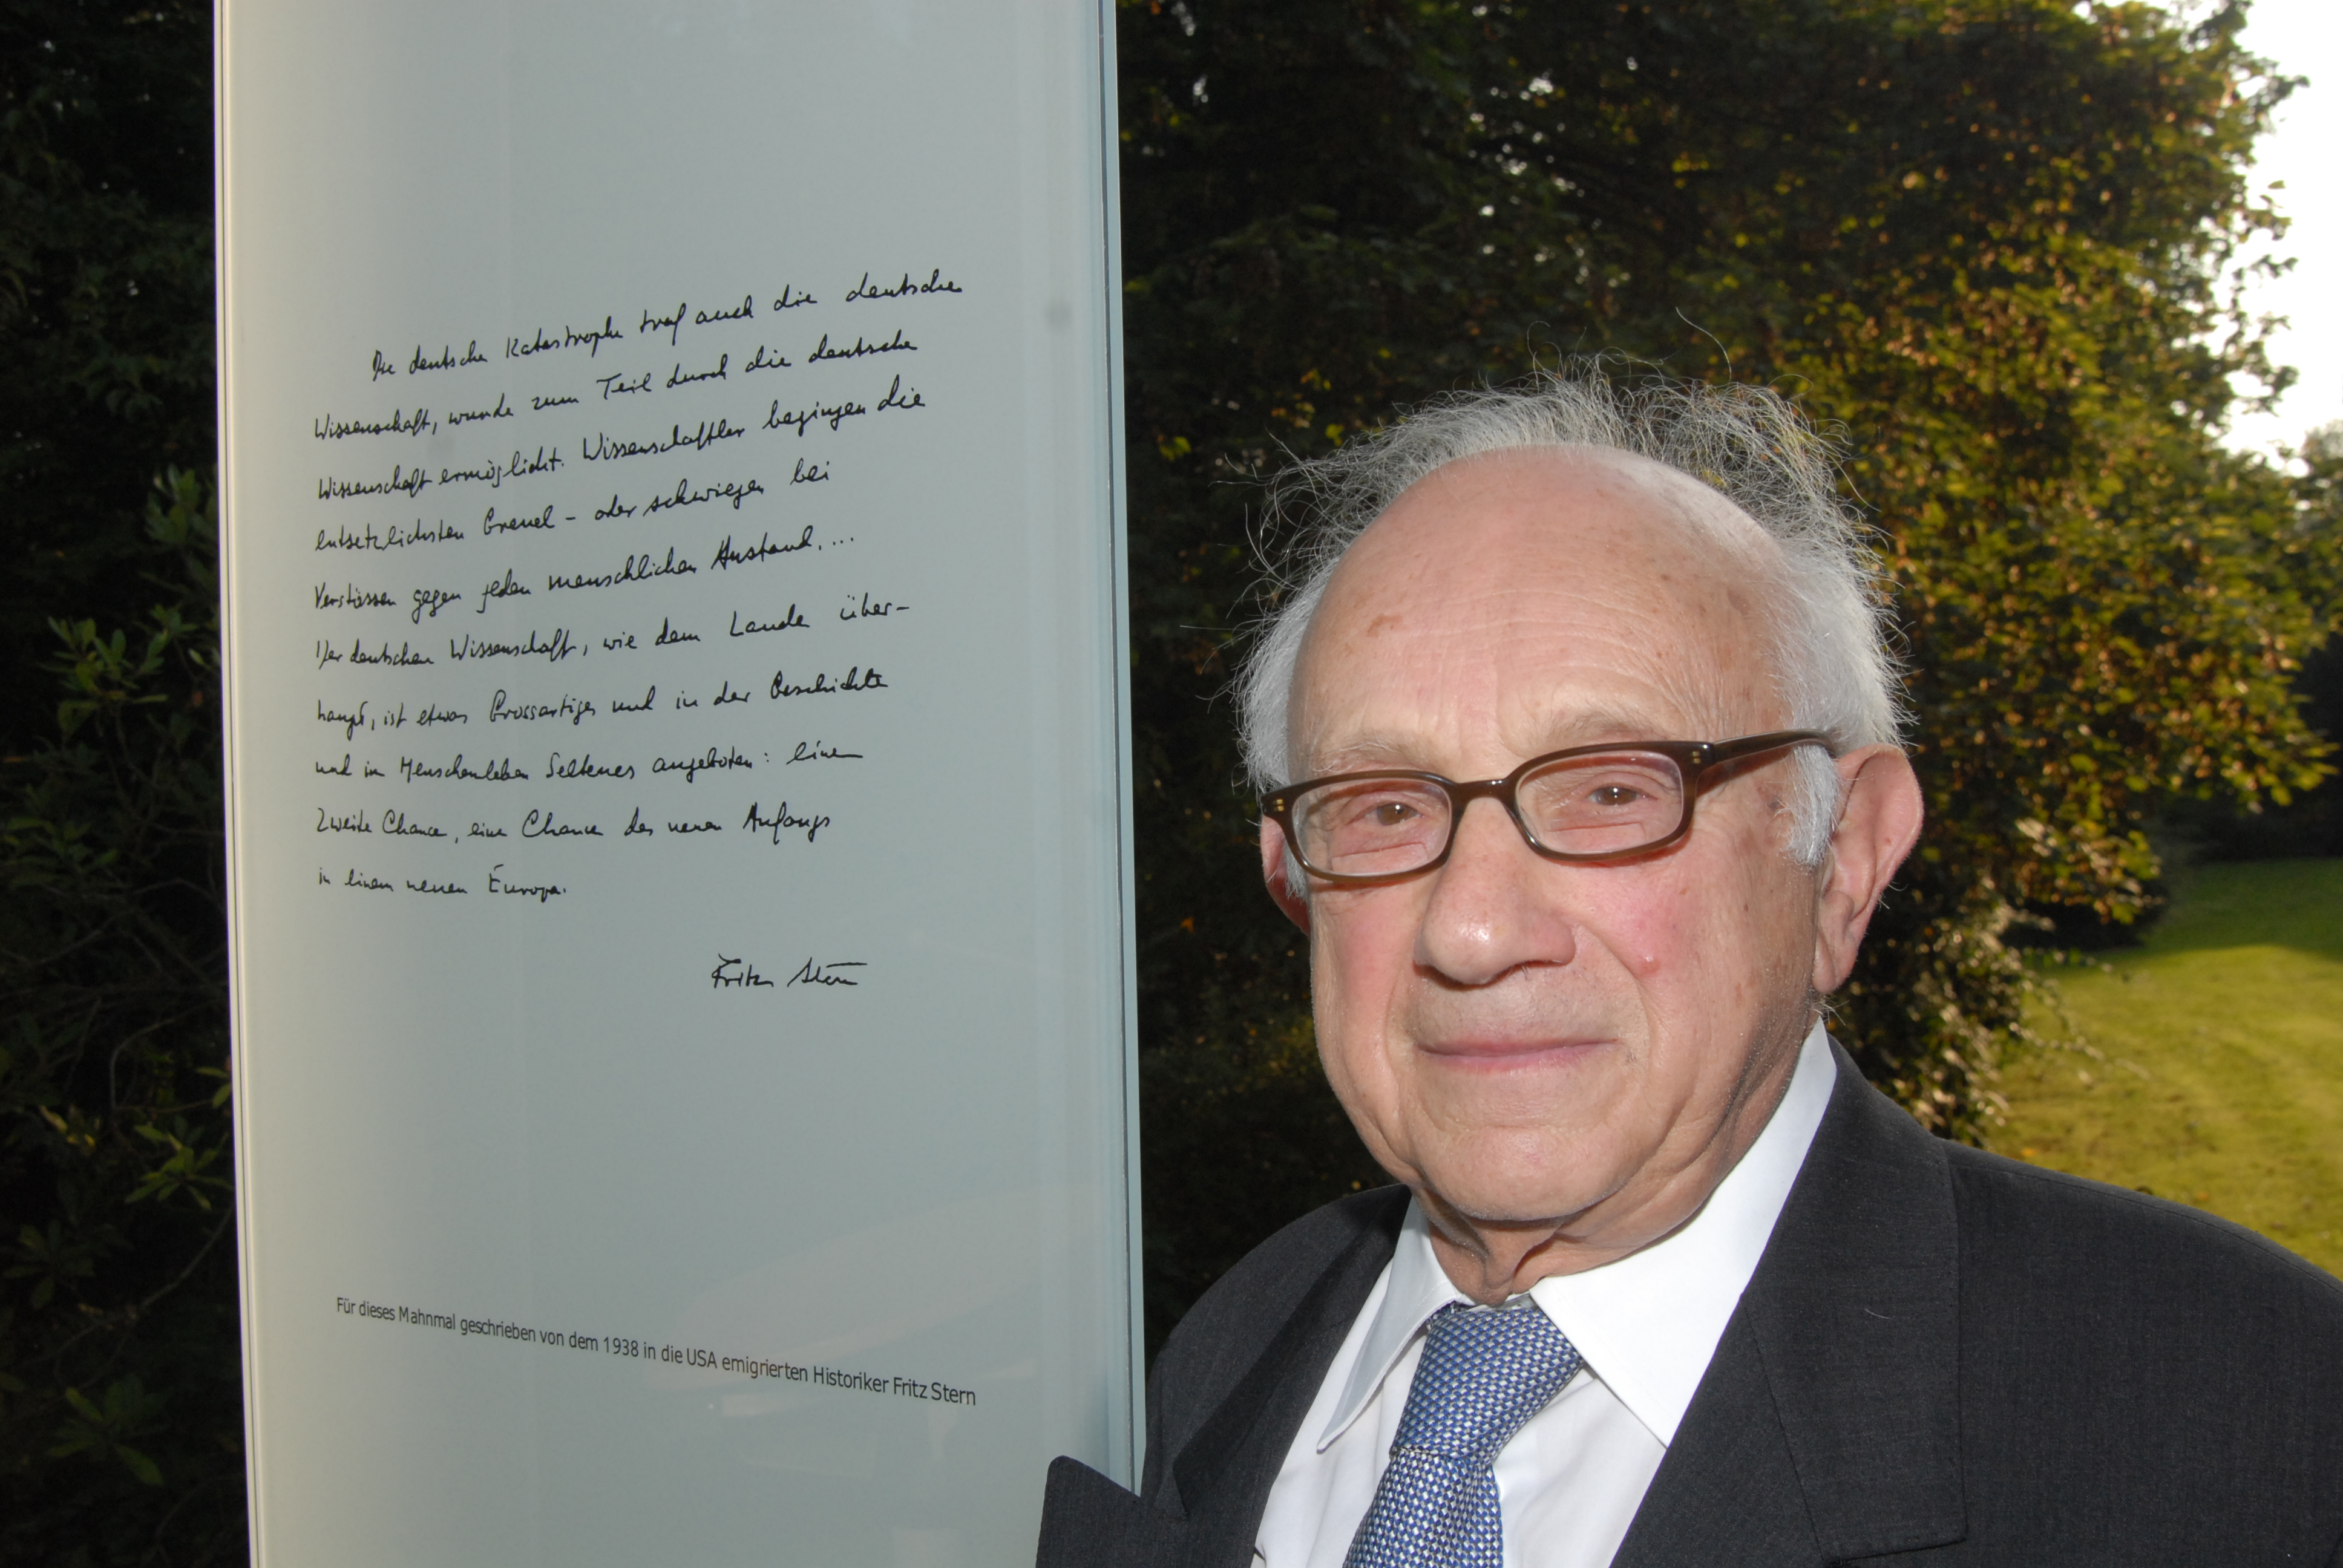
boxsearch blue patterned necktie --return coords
[1343,1299,1584,1568]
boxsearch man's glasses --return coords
[1260,731,1833,886]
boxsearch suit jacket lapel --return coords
[1608,1310,1822,1568]
[1615,1045,1967,1566]
[1035,1192,1406,1568]
[1168,1200,1408,1568]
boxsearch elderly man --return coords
[1038,372,2343,1567]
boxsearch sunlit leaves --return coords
[1118,0,2336,1314]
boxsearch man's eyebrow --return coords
[1299,703,1691,778]
[1518,702,1686,751]
[1296,731,1429,776]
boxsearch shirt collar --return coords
[1317,1020,1836,1451]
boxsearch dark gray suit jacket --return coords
[1039,1045,2343,1567]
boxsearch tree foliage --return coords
[1,469,238,1567]
[2,2,238,1562]
[1,0,215,756]
[1117,0,2339,1341]
[2170,422,2343,859]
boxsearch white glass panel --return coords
[217,5,1138,1564]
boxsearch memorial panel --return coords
[217,5,1137,1564]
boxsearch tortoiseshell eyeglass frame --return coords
[1259,730,1835,886]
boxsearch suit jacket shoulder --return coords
[1619,1045,2343,1568]
[1940,1133,2343,1318]
[1935,1141,2343,1563]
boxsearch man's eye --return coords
[1370,801,1420,826]
[1588,783,1647,808]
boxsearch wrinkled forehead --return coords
[1354,443,1781,579]
[1291,446,1792,764]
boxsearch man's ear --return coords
[1260,817,1312,935]
[1811,745,1925,993]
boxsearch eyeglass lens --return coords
[1289,751,1689,877]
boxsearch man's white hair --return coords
[1235,366,1906,869]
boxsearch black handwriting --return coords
[448,626,577,664]
[653,745,753,785]
[769,665,885,698]
[711,953,775,989]
[730,604,808,636]
[788,957,866,985]
[711,526,815,570]
[314,517,465,552]
[507,316,625,359]
[845,268,962,301]
[743,800,832,844]
[315,407,434,440]
[487,864,565,903]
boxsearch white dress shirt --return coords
[1252,1022,1837,1568]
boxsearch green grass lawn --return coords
[1992,857,2343,1279]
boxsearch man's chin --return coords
[1410,1140,1633,1233]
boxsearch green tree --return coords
[1,0,215,756]
[0,468,238,1564]
[1,2,238,1561]
[1117,0,2336,1342]
[2173,422,2343,858]
[1,469,238,1565]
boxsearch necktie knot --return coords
[1395,1301,1582,1466]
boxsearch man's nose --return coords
[1413,794,1580,985]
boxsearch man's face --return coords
[1269,448,1834,1244]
